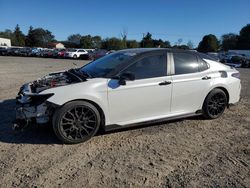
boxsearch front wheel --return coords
[53,101,101,144]
[203,89,227,119]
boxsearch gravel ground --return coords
[0,56,249,187]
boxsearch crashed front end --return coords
[14,84,56,130]
[13,70,80,130]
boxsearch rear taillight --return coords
[231,72,240,79]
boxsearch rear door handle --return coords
[159,81,172,86]
[202,76,211,80]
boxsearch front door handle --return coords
[159,81,172,86]
[202,76,211,80]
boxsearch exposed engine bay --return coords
[29,69,87,93]
[31,72,70,93]
[14,69,87,130]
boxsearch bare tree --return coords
[120,27,128,48]
[187,40,194,49]
[177,38,183,46]
[120,27,128,40]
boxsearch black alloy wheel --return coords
[53,101,101,144]
[203,89,227,119]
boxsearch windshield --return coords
[68,49,77,52]
[80,52,136,78]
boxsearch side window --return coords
[199,59,209,71]
[78,50,85,52]
[173,52,199,75]
[122,55,167,80]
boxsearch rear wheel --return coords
[203,89,227,119]
[53,101,101,144]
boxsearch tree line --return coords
[197,24,250,52]
[0,24,250,52]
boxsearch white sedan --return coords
[15,48,241,144]
[64,49,88,59]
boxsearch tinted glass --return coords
[68,49,77,52]
[173,53,199,75]
[123,55,167,79]
[199,59,209,71]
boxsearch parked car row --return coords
[206,52,250,68]
[0,46,114,60]
[2,46,248,67]
[220,55,250,68]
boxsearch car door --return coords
[107,52,172,126]
[170,52,213,114]
[77,50,84,57]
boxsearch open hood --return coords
[24,69,87,94]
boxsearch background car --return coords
[79,49,112,60]
[91,49,108,60]
[19,47,32,56]
[7,47,21,56]
[41,49,54,58]
[57,49,67,58]
[30,48,43,57]
[64,49,88,59]
[79,53,93,60]
[0,47,8,56]
[221,55,245,68]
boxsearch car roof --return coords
[118,48,196,55]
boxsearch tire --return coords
[73,54,77,59]
[202,88,227,119]
[53,101,101,144]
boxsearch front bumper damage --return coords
[13,70,82,130]
[13,84,56,130]
[14,102,49,130]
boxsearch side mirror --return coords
[120,72,135,81]
[113,72,135,85]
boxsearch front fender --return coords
[40,79,111,124]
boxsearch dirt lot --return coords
[0,56,249,187]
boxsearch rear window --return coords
[173,52,199,75]
[199,59,209,71]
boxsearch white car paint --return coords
[170,70,214,114]
[204,59,241,104]
[107,76,172,125]
[42,56,241,127]
[41,78,111,124]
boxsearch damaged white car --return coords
[14,48,241,144]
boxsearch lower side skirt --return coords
[105,111,203,132]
